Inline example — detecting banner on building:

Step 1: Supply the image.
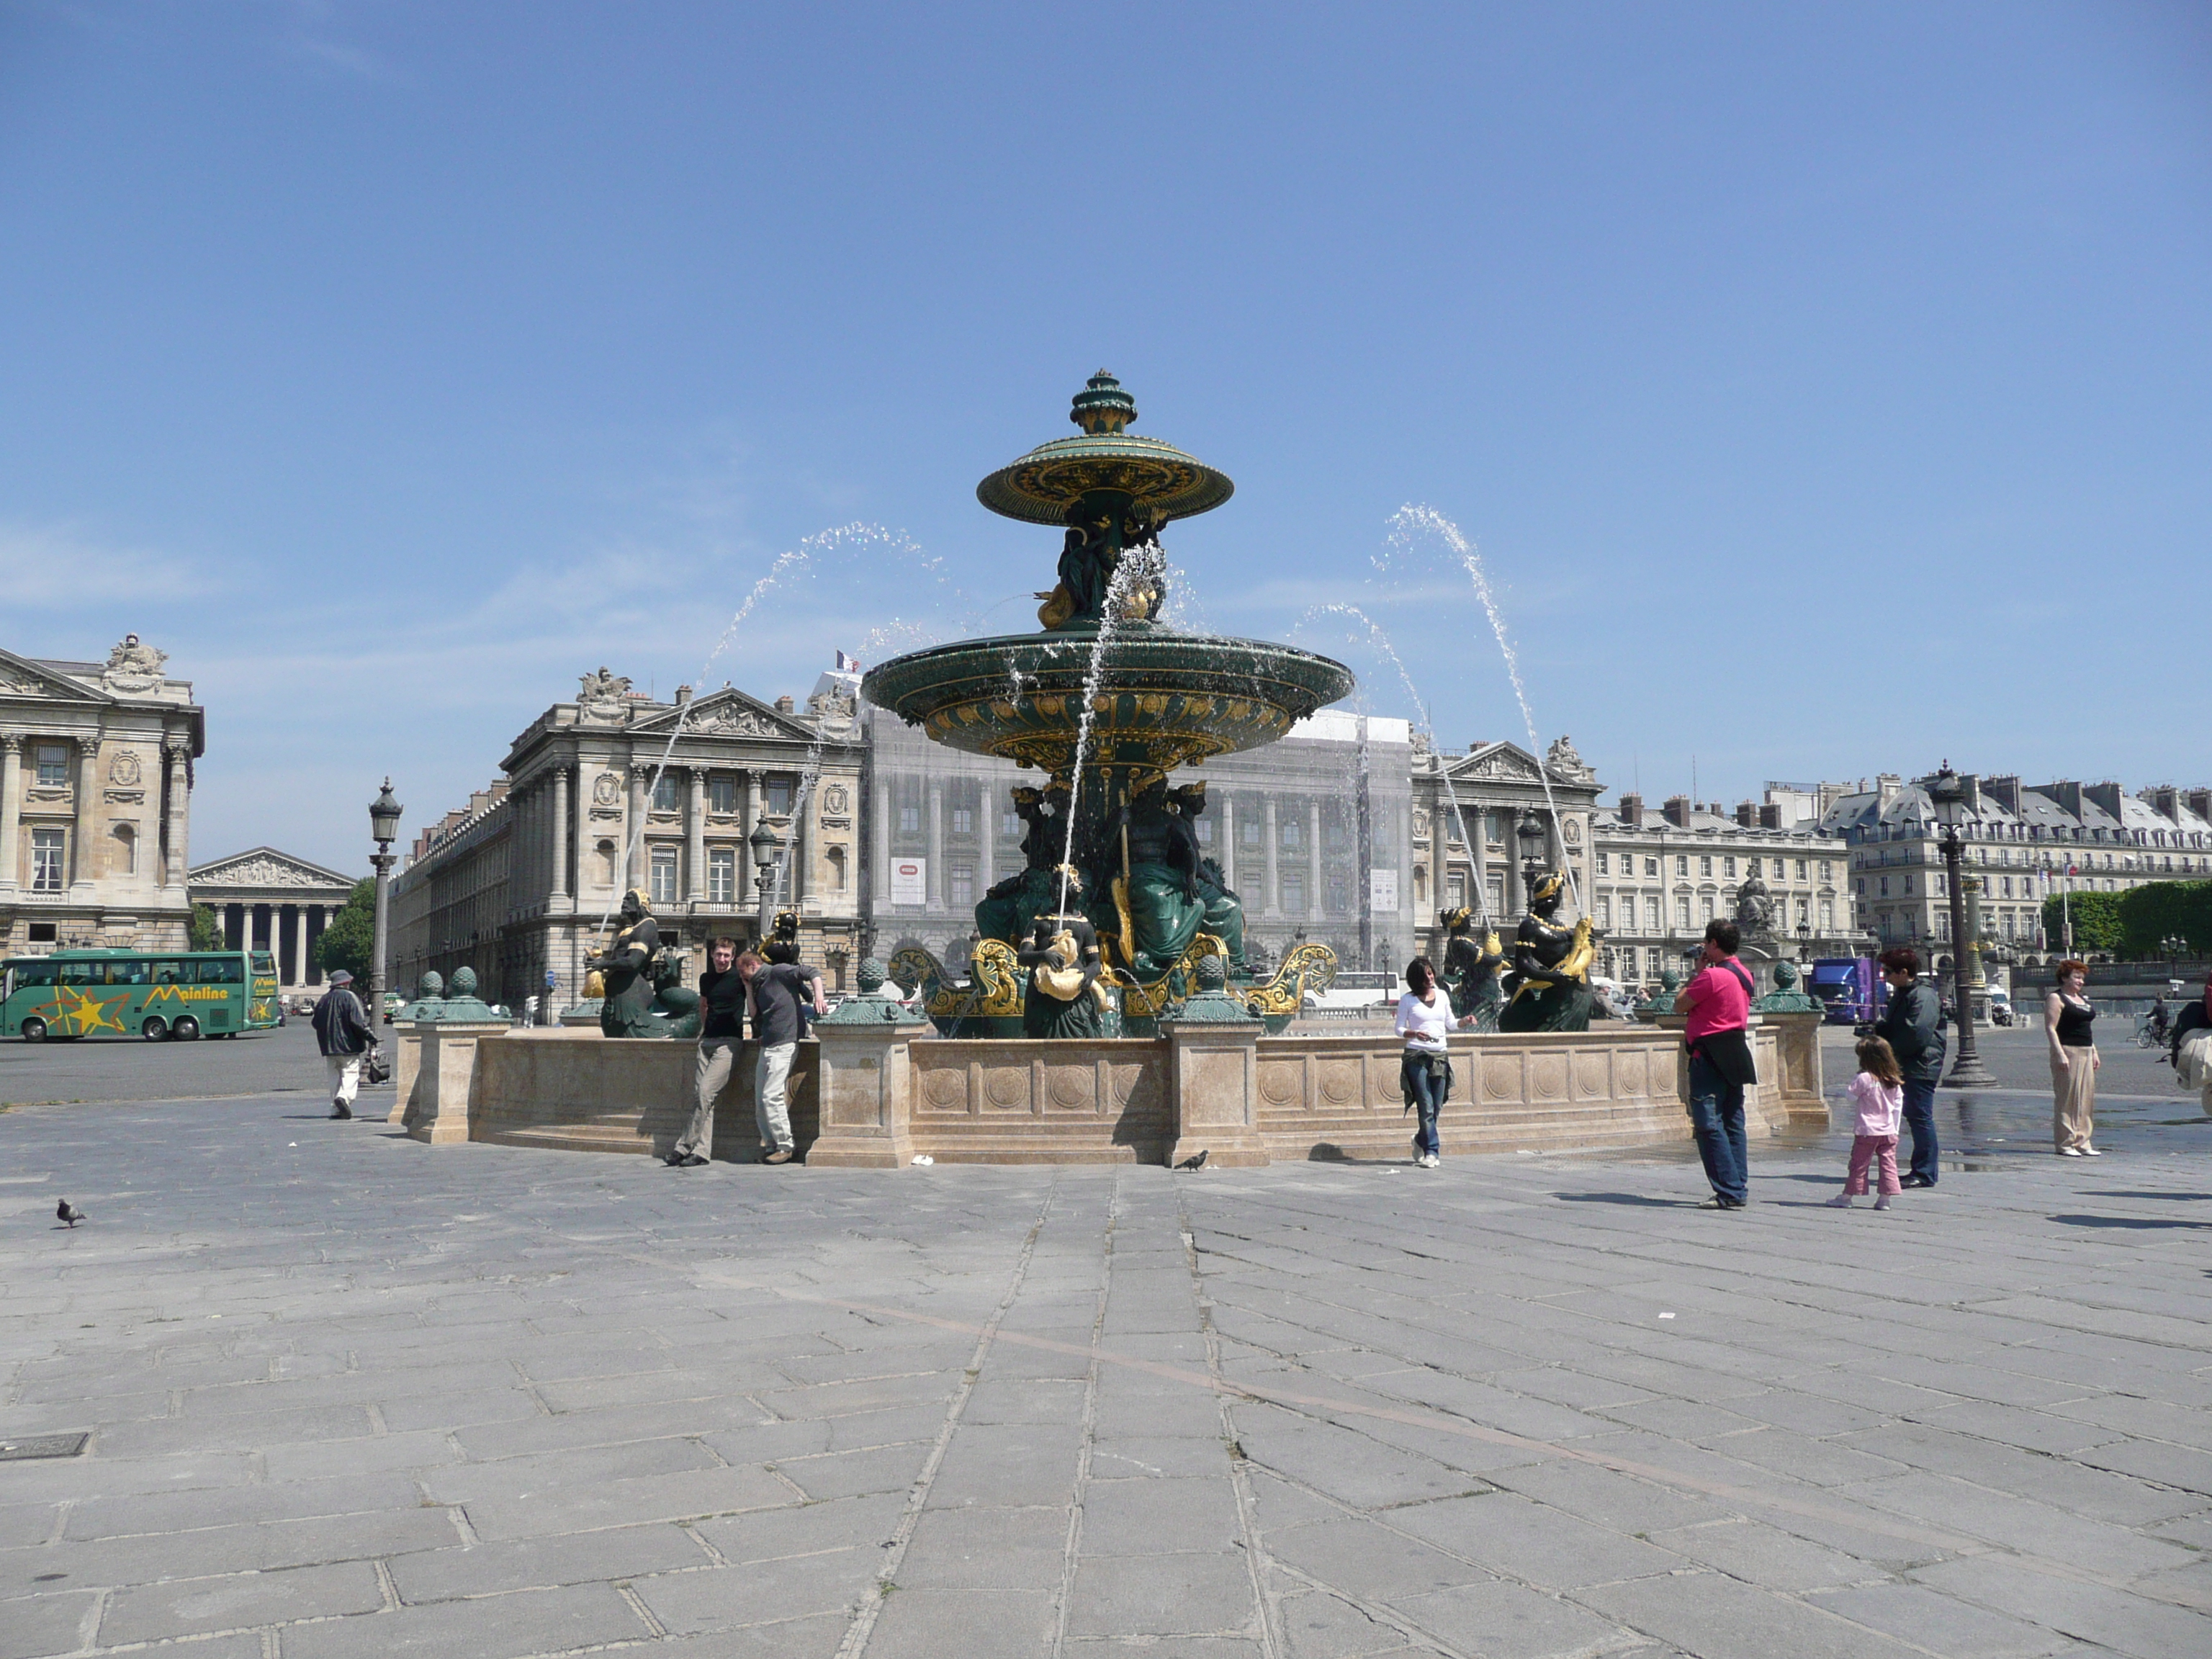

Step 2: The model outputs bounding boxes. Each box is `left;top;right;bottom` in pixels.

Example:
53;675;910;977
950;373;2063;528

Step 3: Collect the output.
891;858;927;906
1369;869;1398;913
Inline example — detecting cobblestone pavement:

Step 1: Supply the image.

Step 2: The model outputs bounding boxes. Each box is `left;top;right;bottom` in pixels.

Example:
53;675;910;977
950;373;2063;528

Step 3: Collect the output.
4;1028;2211;1658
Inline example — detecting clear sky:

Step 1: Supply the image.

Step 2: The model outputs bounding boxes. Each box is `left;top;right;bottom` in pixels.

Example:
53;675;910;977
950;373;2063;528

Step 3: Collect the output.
5;1;2206;877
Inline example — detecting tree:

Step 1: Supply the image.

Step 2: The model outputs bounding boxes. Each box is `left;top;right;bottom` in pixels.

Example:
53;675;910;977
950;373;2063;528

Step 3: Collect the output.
313;878;378;981
2116;880;2212;960
187;904;221;953
2042;890;2124;956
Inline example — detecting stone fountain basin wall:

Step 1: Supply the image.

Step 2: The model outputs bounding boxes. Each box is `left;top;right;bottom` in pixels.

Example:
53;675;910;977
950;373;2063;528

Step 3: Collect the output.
393;1017;1823;1166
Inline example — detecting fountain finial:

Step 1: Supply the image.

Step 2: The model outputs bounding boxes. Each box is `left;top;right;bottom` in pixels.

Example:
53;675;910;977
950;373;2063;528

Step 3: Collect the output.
1070;371;1137;436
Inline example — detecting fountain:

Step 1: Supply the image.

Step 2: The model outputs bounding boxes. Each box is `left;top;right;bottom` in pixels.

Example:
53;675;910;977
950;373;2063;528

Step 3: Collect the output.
866;372;1354;1033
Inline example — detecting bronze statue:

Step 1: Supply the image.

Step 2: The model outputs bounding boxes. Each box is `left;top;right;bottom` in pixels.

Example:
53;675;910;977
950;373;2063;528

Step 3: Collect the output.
1439;907;1505;1030
1169;782;1246;973
1105;777;1210;979
976;783;1070;945
1016;875;1110;1038
587;888;661;1038
1035;505;1168;629
1498;873;1596;1033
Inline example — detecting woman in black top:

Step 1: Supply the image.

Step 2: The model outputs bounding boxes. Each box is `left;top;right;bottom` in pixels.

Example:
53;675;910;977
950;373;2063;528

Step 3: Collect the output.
2045;959;2100;1156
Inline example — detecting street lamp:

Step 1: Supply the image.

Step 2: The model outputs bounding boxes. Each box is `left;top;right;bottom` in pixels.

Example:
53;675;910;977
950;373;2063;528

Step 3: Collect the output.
748;817;785;940
367;778;403;1016
1925;764;1996;1088
1514;806;1548;904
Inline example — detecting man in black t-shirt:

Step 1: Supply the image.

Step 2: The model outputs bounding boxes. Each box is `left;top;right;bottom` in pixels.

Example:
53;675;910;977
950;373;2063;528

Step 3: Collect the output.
669;938;746;1168
743;947;825;1164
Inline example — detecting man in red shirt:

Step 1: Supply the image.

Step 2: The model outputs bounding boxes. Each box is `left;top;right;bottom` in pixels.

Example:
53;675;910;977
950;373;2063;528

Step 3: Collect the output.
1674;919;1758;1209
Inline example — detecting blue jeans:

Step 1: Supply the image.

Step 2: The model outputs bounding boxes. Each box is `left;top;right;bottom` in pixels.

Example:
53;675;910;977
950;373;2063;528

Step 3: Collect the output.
1902;1077;1938;1184
1402;1051;1448;1157
1687;1053;1748;1205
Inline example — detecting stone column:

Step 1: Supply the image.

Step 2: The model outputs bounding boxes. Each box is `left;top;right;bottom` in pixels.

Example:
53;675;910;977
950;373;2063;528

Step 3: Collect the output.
927;783;944;910
1220;796;1236;889
306;906;325;985
1308;801;1322;920
685;767;706;904
71;734;100;892
626;765;647;892
574;762;595;900
873;781;891;912
1264;797;1280;916
976;791;994;895
745;770;763;852
550;767;570;904
0;736;19;891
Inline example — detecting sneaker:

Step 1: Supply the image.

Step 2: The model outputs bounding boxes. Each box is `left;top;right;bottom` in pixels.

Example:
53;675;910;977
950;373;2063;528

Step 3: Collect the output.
763;1148;794;1165
1873;1195;1894;1211
1697;1196;1740;1210
1420;1153;1440;1169
1899;1173;1934;1188
2080;1146;2103;1157
330;1103;352;1120
678;1154;710;1168
2057;1146;2082;1157
1824;1194;1853;1208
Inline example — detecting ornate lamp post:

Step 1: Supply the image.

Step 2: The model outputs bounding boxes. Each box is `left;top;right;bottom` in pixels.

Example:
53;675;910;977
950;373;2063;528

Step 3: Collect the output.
748;818;784;940
1514;806;1548;902
367;778;403;1016
1926;764;1996;1088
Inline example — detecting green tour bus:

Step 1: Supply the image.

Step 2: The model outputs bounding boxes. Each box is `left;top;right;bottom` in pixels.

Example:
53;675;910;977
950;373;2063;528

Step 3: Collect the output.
0;948;283;1042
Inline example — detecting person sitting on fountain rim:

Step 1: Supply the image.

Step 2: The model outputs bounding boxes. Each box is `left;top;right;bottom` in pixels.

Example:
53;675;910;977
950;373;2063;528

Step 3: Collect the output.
1676;918;1757;1210
1017;874;1110;1040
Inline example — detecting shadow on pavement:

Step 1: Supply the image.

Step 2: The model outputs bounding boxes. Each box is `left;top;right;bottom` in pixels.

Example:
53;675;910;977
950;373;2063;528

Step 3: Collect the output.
1552;1192;1683;1208
2049;1213;2212;1230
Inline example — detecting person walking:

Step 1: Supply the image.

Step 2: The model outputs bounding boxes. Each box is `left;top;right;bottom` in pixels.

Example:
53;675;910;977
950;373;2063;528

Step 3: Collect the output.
1827;1035;1905;1210
1396;956;1474;1168
310;969;377;1120
2170;970;2212;1115
668;937;745;1169
1874;946;1946;1187
742;945;824;1164
1675;919;1757;1210
2046;958;2101;1156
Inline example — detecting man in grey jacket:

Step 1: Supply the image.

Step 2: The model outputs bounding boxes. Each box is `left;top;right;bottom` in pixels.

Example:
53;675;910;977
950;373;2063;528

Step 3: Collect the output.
310;970;378;1120
1874;946;1946;1187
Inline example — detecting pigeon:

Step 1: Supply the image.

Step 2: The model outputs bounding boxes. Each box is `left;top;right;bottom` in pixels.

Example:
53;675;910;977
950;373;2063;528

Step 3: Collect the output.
1176;1149;1208;1172
56;1200;84;1228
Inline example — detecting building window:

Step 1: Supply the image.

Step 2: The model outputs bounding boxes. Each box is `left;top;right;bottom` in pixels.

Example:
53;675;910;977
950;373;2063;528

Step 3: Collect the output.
1195;817;1213;845
1700;855;1714;878
1795;859;1807;882
1676;897;1691;930
35;744;69;788
1244;821;1262;846
1596;896;1612;927
950;864;974;909
112;824;136;876
1676;856;1689;877
767;777;793;816
1821;860;1833;881
1723;856;1737;878
652;773;680;811
951;807;973;835
1645;858;1659;878
709;775;739;814
1328;878;1348;912
1002;811;1021;837
1282;819;1301;850
31;827;65;891
1596;852;1609;875
1879;876;1889;896
1447;873;1465;909
899;805;920;835
649;848;678;907
1820;900;1834;930
1700;896;1715;925
1282;872;1305;912
1645;896;1661;931
709;848;737;903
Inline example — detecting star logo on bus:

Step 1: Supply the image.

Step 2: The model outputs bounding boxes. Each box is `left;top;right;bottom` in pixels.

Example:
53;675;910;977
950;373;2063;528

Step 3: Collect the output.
53;985;130;1036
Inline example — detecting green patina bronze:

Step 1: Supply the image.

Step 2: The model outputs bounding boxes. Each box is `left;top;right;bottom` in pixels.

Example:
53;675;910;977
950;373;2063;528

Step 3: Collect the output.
1751;958;1825;1015
864;374;1354;1020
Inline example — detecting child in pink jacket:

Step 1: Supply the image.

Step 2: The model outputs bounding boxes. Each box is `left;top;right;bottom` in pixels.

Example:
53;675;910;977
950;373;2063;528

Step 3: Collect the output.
1828;1035;1905;1211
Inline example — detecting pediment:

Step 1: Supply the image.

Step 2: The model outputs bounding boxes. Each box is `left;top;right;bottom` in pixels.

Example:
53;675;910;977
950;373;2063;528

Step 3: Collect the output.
631;688;816;742
0;648;109;705
189;846;359;893
1449;741;1547;784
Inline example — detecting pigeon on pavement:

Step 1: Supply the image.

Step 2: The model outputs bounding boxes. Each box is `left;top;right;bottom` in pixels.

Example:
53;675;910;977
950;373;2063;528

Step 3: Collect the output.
1176;1149;1208;1172
56;1200;85;1228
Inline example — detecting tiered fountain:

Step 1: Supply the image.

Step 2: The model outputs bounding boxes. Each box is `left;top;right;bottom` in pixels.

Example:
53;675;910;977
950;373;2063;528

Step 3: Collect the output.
863;373;1354;1033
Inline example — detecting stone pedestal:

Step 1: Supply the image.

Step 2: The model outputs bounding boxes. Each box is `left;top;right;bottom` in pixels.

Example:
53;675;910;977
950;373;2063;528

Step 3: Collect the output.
1656;1014;1779;1137
405;1020;510;1144
805;1022;917;1168
1762;1011;1827;1125
1164;1020;1268;1168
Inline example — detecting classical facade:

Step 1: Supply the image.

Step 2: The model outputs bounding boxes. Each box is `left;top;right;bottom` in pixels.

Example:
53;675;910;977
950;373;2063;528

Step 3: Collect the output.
188;848;359;991
1824;773;2212;958
1588;788;1860;989
0;637;203;956
864;706;1416;978
1408;734;1605;961
390;667;866;1007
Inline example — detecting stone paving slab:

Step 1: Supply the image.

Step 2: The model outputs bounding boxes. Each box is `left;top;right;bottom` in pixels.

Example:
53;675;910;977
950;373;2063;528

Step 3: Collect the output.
2;1038;2211;1657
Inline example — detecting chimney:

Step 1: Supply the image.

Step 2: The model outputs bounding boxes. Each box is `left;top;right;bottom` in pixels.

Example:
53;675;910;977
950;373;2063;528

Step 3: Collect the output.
1876;774;1902;808
1759;804;1782;830
675;685;693;706
1663;795;1691;828
1961;773;1981;813
775;695;796;714
2084;781;2124;821
1984;775;2021;814
1735;801;1755;828
2038;781;2082;820
2188;788;2212;823
1619;793;1643;828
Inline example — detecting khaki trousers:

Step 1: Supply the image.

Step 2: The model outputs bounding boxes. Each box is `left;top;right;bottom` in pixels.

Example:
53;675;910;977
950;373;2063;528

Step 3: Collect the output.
2051;1045;2097;1150
325;1053;362;1108
756;1041;797;1154
681;1038;739;1159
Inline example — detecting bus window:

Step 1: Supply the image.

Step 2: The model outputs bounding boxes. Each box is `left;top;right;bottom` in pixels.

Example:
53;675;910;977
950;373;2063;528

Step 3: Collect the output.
151;961;182;984
8;961;57;987
58;961;94;986
119;962;149;984
195;958;243;984
251;953;276;976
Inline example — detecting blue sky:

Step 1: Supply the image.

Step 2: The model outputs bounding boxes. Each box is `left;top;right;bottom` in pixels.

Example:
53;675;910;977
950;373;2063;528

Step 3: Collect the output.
5;2;2206;876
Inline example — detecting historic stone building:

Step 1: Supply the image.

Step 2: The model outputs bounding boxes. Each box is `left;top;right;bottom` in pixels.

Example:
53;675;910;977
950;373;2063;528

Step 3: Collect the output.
1408;734;1606;963
0;636;203;956
1824;773;2212;958
864;705;1417;979
187;848;359;992
1588;788;1858;989
390;667;866;1007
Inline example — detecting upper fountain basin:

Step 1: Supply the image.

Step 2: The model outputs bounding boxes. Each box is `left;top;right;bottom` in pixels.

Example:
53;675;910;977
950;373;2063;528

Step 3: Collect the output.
976;433;1234;526
862;622;1355;778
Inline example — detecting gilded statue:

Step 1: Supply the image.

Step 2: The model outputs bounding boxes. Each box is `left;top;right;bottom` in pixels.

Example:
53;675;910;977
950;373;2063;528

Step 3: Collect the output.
1035;505;1168;629
1016;880;1110;1039
1498;873;1596;1033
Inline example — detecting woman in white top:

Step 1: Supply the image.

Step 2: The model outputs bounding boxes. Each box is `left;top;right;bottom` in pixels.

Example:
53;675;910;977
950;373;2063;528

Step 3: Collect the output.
1397;956;1475;1168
